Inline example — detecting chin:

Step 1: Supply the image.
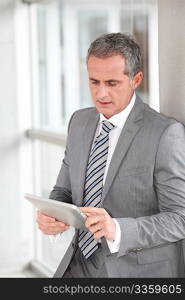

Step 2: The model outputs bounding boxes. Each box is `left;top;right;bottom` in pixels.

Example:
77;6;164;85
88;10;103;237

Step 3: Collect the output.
101;110;113;119
95;103;113;117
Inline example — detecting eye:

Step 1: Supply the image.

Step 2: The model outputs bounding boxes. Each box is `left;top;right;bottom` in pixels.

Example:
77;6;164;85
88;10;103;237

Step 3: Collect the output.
90;80;99;85
108;81;118;86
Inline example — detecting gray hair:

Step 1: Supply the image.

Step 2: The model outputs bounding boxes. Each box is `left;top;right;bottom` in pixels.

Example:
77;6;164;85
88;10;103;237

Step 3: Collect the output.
87;32;142;78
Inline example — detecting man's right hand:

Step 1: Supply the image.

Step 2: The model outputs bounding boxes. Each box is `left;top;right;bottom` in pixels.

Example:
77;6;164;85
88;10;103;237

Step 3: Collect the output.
36;211;70;235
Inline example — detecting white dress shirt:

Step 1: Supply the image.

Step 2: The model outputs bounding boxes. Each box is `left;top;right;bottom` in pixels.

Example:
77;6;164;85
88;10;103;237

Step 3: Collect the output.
51;93;136;253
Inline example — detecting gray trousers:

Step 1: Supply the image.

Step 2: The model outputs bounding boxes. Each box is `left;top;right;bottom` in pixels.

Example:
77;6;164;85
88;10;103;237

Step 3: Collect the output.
63;244;108;278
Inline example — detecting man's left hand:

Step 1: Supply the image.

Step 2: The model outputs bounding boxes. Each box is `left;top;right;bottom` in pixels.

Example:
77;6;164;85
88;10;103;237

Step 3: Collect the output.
80;207;116;241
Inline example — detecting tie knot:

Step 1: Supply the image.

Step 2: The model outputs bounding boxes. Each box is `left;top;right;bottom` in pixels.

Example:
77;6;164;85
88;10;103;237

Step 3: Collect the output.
101;120;115;135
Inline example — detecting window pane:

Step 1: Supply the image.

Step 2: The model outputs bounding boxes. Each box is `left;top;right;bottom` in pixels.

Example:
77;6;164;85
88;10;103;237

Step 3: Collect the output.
37;6;48;126
78;11;108;108
120;3;149;102
40;227;74;273
133;15;149;100
39;142;65;198
35;0;155;128
37;1;64;131
34;140;74;272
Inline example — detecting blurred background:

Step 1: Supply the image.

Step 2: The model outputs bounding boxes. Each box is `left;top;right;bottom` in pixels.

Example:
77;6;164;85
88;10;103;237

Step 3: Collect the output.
0;0;185;277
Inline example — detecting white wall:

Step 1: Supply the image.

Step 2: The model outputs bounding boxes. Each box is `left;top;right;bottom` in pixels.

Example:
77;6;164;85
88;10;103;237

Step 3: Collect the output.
158;0;185;263
0;0;33;273
158;0;185;124
0;0;21;273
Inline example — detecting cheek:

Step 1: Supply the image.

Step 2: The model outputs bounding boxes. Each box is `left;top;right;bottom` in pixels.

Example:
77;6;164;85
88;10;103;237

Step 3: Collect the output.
111;91;123;104
116;88;130;102
89;86;97;97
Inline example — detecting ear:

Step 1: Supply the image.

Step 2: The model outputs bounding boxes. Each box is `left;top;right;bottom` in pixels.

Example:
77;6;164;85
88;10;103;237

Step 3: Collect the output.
131;72;143;89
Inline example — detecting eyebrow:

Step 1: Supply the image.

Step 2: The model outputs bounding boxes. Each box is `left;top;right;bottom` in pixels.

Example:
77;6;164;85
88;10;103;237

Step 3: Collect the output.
89;77;98;81
89;77;119;83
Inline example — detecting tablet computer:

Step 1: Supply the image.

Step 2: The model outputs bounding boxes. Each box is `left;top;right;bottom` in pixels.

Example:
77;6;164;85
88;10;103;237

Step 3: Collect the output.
25;193;87;230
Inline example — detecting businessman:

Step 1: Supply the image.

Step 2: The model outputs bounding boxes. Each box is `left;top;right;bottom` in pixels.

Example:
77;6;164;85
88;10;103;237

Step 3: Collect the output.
37;32;185;277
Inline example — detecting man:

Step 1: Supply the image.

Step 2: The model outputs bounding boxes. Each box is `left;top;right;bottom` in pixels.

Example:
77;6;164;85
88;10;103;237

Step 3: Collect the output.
37;33;185;277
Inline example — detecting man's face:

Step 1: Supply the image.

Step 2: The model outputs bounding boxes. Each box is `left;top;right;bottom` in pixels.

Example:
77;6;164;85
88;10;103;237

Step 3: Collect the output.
87;55;143;118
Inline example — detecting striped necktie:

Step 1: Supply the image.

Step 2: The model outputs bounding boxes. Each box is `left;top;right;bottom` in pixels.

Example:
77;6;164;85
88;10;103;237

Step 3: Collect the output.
78;120;115;259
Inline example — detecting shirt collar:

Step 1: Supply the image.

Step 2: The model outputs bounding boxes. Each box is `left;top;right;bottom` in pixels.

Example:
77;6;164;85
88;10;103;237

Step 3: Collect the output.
99;93;136;129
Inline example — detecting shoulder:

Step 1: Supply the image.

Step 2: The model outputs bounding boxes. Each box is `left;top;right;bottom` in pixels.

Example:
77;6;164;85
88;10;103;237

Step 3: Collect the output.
72;107;97;119
141;99;184;134
67;107;98;132
140;103;185;158
143;101;173;125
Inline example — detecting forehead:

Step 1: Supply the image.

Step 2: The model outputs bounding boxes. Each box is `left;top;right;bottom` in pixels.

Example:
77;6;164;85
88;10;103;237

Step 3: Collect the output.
87;55;126;78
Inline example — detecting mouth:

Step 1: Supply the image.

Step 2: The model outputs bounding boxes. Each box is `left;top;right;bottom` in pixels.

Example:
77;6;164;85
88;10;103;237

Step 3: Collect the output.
98;100;112;106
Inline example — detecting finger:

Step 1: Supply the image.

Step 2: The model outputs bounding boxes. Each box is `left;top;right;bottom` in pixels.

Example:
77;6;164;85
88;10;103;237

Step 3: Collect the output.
55;221;70;229
85;215;102;228
39;226;61;235
38;220;69;231
81;207;106;215
54;223;70;232
49;221;70;230
37;211;56;223
38;223;70;234
79;208;96;217
93;229;104;240
37;216;56;225
38;221;55;228
88;222;102;234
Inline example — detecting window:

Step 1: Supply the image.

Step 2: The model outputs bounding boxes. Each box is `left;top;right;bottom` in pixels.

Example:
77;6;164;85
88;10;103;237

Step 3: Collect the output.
25;0;159;275
33;0;159;131
78;11;108;108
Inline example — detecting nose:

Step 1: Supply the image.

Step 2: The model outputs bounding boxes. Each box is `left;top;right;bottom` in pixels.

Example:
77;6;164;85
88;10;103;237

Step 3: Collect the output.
96;84;108;99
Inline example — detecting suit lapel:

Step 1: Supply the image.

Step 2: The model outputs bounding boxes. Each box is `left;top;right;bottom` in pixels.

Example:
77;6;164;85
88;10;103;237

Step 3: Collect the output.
77;109;99;205
101;97;145;201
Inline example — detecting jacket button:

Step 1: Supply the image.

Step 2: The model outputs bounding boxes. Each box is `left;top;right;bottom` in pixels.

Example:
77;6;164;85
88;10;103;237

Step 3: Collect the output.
128;248;143;253
136;248;143;252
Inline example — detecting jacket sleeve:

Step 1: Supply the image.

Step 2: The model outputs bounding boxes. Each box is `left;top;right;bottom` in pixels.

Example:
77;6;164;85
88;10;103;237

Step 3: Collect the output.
117;122;185;257
49;112;76;203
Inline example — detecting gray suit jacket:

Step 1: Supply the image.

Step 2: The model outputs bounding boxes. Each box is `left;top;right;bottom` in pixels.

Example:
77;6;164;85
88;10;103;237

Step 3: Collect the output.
50;96;185;277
